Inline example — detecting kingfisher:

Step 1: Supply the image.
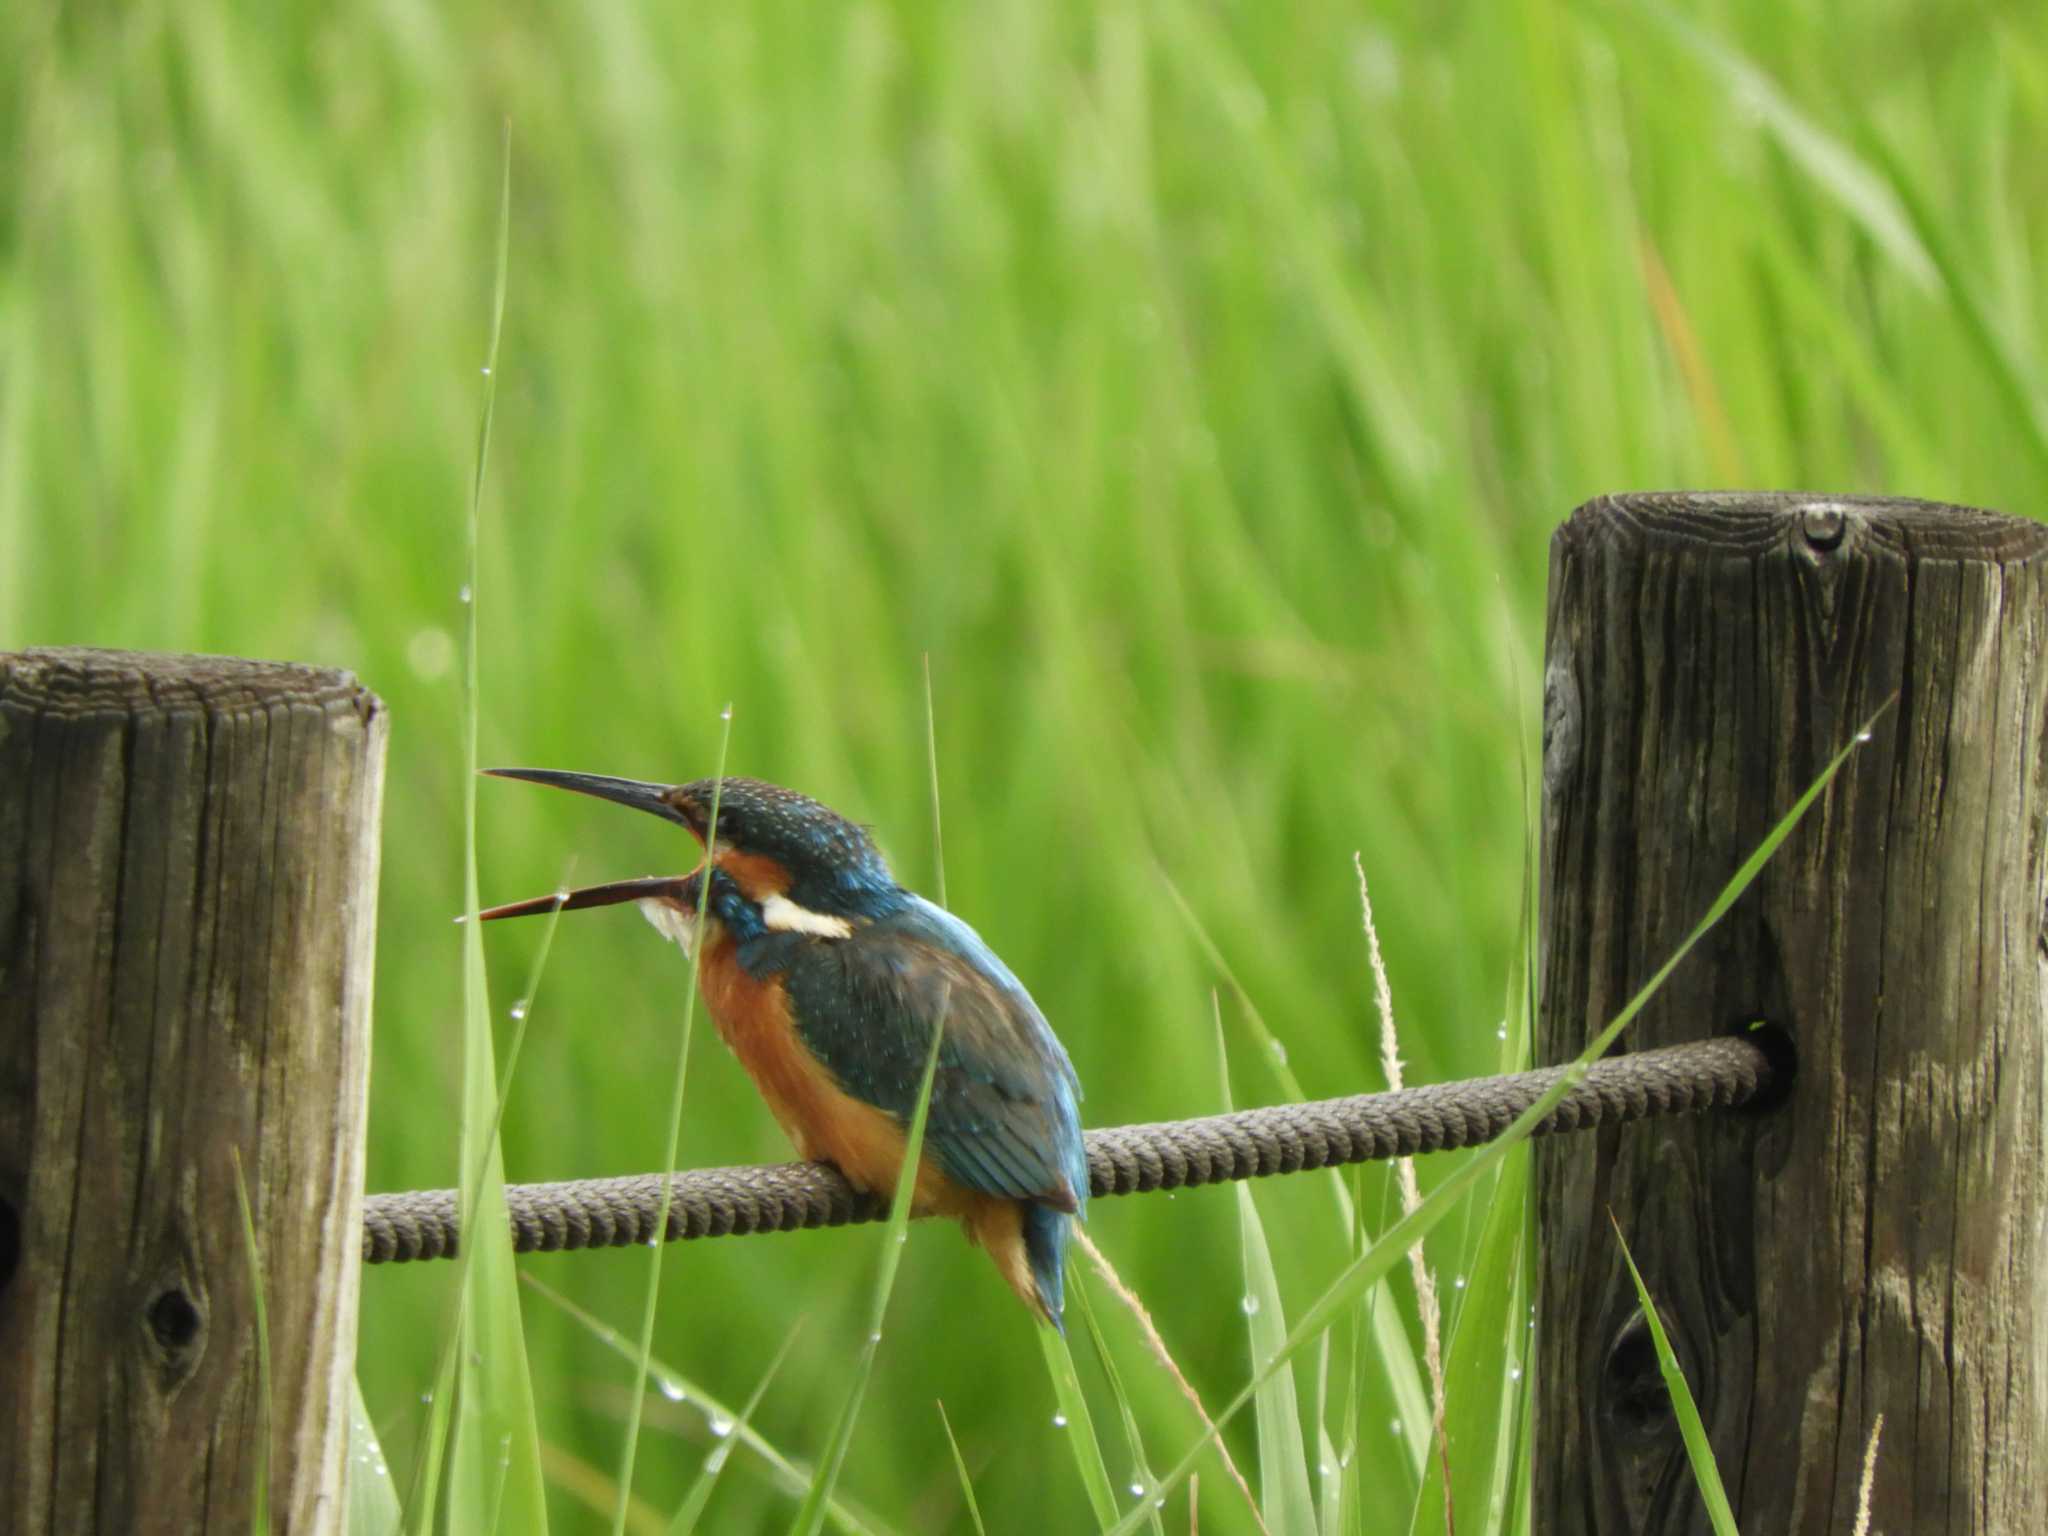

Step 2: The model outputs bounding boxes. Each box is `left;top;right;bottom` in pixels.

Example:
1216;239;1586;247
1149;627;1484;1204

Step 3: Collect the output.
477;769;1088;1327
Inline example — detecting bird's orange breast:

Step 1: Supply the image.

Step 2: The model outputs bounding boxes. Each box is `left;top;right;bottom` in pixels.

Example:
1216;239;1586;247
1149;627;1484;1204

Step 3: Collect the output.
695;928;972;1218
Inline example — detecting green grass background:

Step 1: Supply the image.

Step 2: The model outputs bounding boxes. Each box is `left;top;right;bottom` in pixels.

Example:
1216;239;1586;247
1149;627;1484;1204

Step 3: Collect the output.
5;0;2043;1529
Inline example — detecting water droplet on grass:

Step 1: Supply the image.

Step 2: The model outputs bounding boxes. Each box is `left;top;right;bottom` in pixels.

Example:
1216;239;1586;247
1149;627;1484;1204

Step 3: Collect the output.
1052;1412;1068;1429
1240;1294;1261;1316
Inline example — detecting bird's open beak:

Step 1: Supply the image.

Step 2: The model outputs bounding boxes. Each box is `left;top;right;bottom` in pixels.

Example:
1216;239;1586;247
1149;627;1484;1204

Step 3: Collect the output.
475;767;704;923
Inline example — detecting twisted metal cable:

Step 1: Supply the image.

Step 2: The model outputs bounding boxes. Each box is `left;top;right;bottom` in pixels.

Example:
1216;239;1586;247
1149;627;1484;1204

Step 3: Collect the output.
362;1036;1774;1263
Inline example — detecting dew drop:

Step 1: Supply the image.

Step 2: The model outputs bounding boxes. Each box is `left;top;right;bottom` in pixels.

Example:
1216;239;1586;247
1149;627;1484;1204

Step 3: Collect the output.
1052;1412;1069;1429
1389;1419;1402;1436
868;1329;883;1344
1496;1025;1509;1042
658;1376;686;1402
509;998;528;1021
457;584;473;605
480;365;492;376
1509;1365;1523;1382
1129;1481;1146;1498
420;1390;434;1405
720;704;734;722
1269;1039;1289;1066
1453;1275;1467;1290
1856;730;1874;743
1240;1294;1261;1317
708;1413;734;1438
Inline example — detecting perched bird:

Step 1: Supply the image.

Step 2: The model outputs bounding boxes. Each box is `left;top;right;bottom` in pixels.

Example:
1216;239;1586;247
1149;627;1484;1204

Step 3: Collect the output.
478;770;1088;1326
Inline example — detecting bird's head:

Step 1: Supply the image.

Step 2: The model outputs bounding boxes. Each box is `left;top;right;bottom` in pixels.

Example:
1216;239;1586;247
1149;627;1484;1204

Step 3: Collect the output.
474;769;900;936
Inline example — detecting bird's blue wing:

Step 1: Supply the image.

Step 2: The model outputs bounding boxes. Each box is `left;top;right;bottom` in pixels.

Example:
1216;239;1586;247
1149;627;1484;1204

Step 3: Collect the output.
774;897;1087;1211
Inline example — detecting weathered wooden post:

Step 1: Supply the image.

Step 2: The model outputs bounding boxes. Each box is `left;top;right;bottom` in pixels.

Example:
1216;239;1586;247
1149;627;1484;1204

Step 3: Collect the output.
0;649;386;1534
1534;494;2048;1531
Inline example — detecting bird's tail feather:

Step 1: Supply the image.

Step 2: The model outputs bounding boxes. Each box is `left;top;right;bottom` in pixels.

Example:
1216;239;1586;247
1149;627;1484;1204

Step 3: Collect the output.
1023;1203;1073;1331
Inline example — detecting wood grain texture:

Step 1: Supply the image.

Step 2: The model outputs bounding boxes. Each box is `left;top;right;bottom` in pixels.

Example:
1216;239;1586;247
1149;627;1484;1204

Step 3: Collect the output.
0;648;386;1536
1534;494;2048;1533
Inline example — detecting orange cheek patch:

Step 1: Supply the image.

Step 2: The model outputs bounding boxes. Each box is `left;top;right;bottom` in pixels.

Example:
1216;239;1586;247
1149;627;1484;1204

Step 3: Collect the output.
713;848;790;901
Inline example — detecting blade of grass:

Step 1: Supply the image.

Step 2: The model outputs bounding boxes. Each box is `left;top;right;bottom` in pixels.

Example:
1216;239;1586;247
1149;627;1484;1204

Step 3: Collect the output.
347;1378;403;1536
1042;1320;1120;1529
520;1274;891;1536
229;1147;273;1536
1159;873;1429;1473
1313;1341;1342;1534
788;993;949;1536
403;113;524;1533
1213;996;1315;1536
935;1401;989;1536
1356;858;1449;1521
403;887;568;1524
1104;708;1885;1535
613;731;732;1535
1237;1194;1314;1536
1071;1277;1166;1536
667;1322;803;1536
1608;1214;1738;1535
1072;1230;1267;1532
440;117;549;1536
922;652;946;909
1405;1151;1528;1536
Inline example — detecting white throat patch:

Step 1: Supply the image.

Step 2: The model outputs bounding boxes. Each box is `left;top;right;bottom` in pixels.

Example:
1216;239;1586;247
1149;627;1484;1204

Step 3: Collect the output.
637;899;702;956
759;893;854;940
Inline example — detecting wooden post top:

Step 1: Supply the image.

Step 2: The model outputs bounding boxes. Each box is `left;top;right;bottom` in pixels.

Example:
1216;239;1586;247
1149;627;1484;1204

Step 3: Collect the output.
1;646;380;716
1555;490;2048;559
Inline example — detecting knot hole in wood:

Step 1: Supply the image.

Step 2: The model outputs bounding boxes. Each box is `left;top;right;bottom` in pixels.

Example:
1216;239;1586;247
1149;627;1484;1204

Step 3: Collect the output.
142;1273;207;1383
